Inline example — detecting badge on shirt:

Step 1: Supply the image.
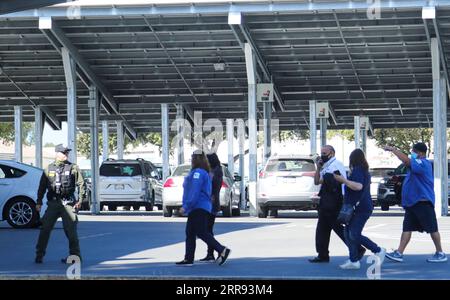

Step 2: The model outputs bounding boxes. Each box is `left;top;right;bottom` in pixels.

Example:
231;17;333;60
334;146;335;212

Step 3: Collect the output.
193;172;200;179
48;171;55;177
65;171;70;176
415;159;422;164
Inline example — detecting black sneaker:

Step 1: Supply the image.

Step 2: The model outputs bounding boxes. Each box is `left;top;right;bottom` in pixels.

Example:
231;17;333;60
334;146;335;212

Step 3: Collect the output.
35;256;43;264
308;256;330;263
176;259;193;266
199;255;215;263
217;248;231;266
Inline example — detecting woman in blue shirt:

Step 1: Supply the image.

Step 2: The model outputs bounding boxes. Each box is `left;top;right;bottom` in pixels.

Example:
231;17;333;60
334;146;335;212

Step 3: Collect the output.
334;149;386;270
176;150;231;266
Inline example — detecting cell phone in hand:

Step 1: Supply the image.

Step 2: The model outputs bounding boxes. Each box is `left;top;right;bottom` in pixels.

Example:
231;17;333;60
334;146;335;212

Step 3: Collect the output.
333;170;341;176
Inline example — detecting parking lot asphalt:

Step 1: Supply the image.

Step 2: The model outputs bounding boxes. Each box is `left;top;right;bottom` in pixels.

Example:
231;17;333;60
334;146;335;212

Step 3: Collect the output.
1;208;450;280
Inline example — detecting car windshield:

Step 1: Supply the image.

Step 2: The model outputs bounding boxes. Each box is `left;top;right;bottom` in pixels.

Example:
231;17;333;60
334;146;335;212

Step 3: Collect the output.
172;165;191;177
100;163;142;177
265;159;315;172
370;168;394;178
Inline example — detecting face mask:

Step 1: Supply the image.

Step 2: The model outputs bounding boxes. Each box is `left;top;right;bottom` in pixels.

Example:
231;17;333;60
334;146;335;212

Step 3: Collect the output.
321;154;331;163
409;152;418;160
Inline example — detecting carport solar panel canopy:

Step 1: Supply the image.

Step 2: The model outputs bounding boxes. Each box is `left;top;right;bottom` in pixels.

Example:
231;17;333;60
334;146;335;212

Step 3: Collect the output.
1;0;450;134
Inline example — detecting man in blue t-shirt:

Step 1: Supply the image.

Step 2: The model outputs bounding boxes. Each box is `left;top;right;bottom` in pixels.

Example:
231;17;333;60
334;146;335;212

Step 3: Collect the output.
383;143;447;263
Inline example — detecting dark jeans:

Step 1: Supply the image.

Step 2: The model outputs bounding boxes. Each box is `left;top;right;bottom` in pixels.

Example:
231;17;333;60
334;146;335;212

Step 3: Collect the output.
185;209;225;262
345;212;381;262
207;213;216;257
315;209;365;259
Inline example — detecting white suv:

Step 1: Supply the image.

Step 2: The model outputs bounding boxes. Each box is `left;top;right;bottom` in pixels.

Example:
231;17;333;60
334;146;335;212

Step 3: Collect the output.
99;159;160;211
0;160;46;228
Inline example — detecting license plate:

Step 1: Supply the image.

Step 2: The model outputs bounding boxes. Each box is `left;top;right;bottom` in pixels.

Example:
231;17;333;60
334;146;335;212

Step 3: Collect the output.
115;184;125;190
281;177;296;184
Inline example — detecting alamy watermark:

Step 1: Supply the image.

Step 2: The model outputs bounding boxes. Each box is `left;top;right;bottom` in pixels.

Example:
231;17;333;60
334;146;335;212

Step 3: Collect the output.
66;255;81;280
366;255;382;279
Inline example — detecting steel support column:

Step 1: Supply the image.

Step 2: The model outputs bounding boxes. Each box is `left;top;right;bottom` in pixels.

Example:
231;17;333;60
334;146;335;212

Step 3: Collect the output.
161;104;170;181
34;106;44;168
14;106;22;163
320;118;327;148
62;47;77;164
354;116;361;149
116;120;124;160
238;119;246;210
89;86;100;215
263;101;272;164
227;119;234;175
102;120;109;161
309;101;317;155
431;37;449;217
245;43;258;216
176;104;185;165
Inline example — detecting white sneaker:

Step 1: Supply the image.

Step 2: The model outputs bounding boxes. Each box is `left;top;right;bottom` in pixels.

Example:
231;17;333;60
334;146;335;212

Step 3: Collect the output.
375;247;386;265
339;260;361;270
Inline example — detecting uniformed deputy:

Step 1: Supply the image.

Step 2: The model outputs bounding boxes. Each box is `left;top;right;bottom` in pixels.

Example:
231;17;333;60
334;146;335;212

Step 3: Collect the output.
35;144;86;264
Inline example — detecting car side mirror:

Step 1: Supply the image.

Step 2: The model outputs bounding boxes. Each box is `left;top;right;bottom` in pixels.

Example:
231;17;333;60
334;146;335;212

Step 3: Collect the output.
234;175;242;182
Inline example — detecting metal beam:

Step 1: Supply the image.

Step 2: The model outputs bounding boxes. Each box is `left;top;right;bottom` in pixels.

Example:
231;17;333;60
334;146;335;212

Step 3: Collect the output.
431;37;449;217
14;106;22;163
176;104;185;165
4;1;447;18
62;46;77;164
116;120;124;160
0;0;66;15
309;101;317;155
40;18;137;140
431;15;450;102
333;12;367;101
34;106;44;168
0;64;62;130
238;24;285;112
144;17;197;123
226;119;234;175
161;104;170;181
102;120;109;161
89;85;100;215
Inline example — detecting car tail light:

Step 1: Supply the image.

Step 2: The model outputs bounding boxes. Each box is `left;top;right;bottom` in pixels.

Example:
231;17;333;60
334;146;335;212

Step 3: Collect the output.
301;172;316;177
259;171;273;179
163;178;177;188
221;181;229;188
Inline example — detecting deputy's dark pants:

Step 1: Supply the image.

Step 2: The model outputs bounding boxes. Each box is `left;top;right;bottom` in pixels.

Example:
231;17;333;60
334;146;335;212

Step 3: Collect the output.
315;209;365;259
36;201;81;259
206;213;217;257
185;209;225;262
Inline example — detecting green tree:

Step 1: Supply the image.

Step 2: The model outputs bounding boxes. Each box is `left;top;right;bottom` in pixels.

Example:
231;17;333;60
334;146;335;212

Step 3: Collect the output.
278;130;310;141
373;128;433;154
327;129;354;141
0;122;34;146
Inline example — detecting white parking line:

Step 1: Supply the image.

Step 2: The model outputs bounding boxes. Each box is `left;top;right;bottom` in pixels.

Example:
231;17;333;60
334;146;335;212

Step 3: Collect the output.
79;233;113;240
364;224;387;231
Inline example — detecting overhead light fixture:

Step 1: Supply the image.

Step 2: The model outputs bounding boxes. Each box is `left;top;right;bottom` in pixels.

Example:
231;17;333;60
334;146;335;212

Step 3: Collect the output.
422;6;436;19
214;63;225;71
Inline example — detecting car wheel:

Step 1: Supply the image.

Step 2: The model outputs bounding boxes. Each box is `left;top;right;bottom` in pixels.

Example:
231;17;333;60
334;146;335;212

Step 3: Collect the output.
81;201;90;211
108;205;117;211
163;205;172;217
133;205;141;211
232;207;241;217
123;206;131;211
100;203;105;211
145;191;155;211
381;203;389;211
5;198;38;229
257;205;268;218
268;209;278;218
222;196;233;217
156;205;163;210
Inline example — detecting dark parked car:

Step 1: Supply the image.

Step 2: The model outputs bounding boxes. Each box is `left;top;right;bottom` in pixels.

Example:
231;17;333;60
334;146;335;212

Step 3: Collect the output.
378;161;450;211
